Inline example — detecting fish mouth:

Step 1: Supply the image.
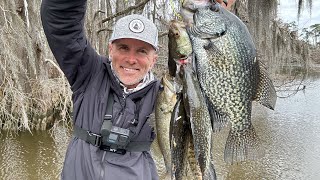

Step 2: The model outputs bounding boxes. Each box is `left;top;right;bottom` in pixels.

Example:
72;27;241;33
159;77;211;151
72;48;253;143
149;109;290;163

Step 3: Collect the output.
179;54;188;60
175;55;191;65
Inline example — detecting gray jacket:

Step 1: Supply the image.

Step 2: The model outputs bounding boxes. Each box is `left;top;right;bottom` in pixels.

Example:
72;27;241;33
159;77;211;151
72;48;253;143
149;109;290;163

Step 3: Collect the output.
41;0;161;179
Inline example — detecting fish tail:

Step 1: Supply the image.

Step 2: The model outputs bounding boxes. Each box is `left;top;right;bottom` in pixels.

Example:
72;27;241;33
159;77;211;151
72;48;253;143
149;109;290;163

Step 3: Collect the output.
202;162;217;180
224;125;261;164
200;135;217;180
164;172;171;180
210;108;228;133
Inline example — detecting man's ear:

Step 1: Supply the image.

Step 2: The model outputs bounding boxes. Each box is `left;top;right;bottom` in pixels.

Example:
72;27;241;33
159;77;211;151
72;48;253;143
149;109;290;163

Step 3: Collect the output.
149;54;158;70
108;43;113;58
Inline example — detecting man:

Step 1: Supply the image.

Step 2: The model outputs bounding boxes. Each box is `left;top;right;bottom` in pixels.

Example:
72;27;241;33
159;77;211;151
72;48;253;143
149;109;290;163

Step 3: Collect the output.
41;0;160;179
41;0;234;179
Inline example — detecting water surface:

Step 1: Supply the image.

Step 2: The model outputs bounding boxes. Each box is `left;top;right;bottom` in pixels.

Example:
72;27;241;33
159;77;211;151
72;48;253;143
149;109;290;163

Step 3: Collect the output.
1;76;320;180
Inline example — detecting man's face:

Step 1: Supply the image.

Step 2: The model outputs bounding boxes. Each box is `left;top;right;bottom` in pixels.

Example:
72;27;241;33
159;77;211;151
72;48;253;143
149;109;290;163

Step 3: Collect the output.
109;38;158;89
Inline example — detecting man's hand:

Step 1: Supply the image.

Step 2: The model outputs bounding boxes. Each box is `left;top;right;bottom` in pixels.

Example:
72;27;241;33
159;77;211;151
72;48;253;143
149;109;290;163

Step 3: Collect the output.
216;0;236;10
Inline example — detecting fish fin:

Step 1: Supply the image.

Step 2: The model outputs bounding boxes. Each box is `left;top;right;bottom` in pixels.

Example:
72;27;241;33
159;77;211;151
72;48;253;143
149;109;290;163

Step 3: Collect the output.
205;41;224;57
169;94;183;143
204;95;228;132
202;135;217;180
224;125;262;164
252;59;277;110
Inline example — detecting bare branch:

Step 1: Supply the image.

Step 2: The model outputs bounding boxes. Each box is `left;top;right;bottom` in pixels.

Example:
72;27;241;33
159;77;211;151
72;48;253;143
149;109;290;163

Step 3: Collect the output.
97;27;113;34
158;31;168;37
94;10;106;21
44;58;64;77
101;0;151;24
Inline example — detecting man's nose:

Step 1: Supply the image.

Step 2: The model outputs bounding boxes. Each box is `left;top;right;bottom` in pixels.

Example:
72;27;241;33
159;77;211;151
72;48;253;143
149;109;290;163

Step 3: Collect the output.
126;52;138;64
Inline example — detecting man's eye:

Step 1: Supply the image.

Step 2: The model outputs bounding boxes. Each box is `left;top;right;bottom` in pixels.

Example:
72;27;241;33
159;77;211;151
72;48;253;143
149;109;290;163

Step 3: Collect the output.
138;49;147;54
118;46;129;50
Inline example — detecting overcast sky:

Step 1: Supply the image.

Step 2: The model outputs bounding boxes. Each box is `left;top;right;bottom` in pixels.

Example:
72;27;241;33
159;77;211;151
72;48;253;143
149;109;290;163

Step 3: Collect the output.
278;0;320;30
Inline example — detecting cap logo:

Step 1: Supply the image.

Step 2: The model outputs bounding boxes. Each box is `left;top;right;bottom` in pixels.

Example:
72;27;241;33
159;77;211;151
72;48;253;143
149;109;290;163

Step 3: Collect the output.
129;19;144;33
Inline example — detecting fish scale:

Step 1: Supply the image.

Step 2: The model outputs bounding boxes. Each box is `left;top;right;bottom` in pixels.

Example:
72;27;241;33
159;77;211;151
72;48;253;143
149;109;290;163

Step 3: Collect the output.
186;5;276;164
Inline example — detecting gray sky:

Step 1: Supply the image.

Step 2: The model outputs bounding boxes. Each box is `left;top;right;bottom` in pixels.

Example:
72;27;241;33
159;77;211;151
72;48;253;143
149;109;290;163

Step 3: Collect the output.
278;0;320;30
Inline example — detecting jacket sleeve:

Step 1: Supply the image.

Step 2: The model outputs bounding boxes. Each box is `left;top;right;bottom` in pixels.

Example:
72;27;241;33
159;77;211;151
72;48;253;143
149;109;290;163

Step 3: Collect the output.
41;0;100;91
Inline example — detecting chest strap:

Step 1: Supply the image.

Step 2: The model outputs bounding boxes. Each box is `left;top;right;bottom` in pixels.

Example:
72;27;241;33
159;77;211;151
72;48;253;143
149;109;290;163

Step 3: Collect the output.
73;93;151;153
73;125;152;152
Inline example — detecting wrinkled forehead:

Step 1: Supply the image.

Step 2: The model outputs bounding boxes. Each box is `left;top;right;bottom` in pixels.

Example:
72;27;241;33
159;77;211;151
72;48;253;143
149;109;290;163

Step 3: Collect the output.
111;38;157;52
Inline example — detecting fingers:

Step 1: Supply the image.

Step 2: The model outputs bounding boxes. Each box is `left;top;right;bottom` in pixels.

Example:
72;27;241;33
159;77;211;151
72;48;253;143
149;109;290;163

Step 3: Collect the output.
216;0;236;10
226;0;236;9
215;0;226;7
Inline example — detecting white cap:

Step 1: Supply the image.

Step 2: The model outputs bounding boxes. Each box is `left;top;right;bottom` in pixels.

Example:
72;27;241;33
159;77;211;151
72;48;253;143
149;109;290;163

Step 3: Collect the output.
109;14;158;50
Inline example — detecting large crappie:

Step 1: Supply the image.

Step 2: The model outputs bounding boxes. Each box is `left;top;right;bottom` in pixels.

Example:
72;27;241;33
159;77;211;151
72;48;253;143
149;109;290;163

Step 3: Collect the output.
187;5;277;164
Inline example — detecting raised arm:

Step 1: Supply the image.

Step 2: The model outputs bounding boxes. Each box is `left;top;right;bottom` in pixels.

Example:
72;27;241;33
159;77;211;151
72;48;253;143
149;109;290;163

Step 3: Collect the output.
41;0;100;90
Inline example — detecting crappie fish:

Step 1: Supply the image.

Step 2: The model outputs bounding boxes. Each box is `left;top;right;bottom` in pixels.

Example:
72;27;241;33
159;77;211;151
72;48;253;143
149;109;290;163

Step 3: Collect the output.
155;73;177;179
186;5;277;164
181;64;216;180
168;20;193;77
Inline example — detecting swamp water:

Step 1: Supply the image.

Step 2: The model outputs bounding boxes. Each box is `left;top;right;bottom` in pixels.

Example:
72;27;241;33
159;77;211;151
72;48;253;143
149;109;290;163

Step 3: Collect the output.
1;76;320;180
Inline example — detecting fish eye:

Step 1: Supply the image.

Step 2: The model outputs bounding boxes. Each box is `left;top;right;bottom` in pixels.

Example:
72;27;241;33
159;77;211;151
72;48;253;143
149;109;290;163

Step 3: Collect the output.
219;30;226;36
210;4;220;12
180;55;187;59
